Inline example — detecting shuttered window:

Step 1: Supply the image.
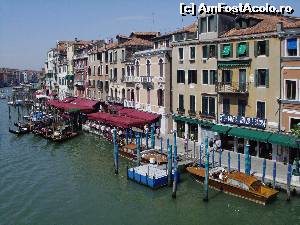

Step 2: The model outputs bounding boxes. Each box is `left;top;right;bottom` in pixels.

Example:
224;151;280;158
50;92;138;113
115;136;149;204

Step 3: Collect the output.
254;69;269;87
177;70;185;83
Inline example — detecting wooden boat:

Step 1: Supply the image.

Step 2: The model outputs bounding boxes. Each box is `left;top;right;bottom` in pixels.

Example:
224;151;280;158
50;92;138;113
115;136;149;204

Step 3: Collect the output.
186;166;279;205
9;127;29;135
142;150;168;164
119;143;139;161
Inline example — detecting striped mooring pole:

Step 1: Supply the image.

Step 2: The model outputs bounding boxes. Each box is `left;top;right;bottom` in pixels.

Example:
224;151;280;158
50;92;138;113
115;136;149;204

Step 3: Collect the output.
227;151;231;172
113;128;119;175
199;144;203;167
273;161;277;188
145;128;149;149
237;153;241;172
129;128;133;144
219;147;222;167
136;133;141;166
245;142;250;175
287;164;292;201
262;158;267;183
172;155;178;199
167;144;173;187
125;128;128;145
160;137;163;154
151;124;155;149
203;137;209;202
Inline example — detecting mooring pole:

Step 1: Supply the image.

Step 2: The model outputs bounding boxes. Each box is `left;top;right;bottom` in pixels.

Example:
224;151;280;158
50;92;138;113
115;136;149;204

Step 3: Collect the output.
245;142;250;175
173;131;177;162
199;144;203;167
130;128;133;144
228;151;231;172
166;137;170;153
212;144;215;168
262;158;266;183
219;147;222;167
136;133;141;166
145;128;149;149
287;163;292;201
203;137;209;202
172;156;178;199
167;144;173;186
151;124;155;149
160;137;163;155
238;153;241;172
125;128;128;145
113;128;119;175
273;161;277;188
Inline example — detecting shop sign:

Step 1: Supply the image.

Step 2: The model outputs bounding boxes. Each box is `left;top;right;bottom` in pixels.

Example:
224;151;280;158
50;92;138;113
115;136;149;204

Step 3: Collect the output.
220;114;267;129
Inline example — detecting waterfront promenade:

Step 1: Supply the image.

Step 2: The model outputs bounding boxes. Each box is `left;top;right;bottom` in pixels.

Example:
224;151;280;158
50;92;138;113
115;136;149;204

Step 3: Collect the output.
149;133;300;191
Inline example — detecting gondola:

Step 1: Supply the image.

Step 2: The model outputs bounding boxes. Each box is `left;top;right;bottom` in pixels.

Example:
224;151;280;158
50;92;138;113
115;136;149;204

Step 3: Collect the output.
9;127;29;135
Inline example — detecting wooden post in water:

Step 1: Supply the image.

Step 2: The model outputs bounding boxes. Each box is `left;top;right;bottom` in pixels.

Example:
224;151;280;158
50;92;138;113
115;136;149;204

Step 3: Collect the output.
287;164;292;201
173;131;177;162
193;141;196;159
219;147;222;167
199;144;203;167
203;137;209;202
238;153;241;172
262;158;266;183
172;155;178;199
245;142;250;175
136;133;141;166
160;137;163;154
167;144;173;187
166;138;170;153
212;145;215;168
273;161;277;188
145;128;149;149
125;128;128;145
113;128;119;175
151;124;155;149
228;151;231;172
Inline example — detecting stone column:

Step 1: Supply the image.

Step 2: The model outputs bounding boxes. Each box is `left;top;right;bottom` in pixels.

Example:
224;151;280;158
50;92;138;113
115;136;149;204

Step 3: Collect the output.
184;123;188;139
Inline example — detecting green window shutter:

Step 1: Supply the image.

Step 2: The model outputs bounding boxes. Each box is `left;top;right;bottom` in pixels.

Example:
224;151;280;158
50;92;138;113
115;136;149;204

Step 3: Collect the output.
220;44;224;58
265;40;269;57
206;45;209;58
215;44;218;59
229;70;233;83
254;41;258;57
230;43;233;57
254;69;258;87
265;69;269;88
236;43;239;58
246;42;249;57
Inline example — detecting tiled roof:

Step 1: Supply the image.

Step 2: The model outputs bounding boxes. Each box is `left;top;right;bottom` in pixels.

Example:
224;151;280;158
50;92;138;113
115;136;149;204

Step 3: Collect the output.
153;22;197;40
130;32;160;36
221;14;300;37
118;38;153;47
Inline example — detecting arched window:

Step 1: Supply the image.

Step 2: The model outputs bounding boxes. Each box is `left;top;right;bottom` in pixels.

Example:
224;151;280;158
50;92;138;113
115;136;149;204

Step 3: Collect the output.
93;66;96;76
115;88;118;99
97;80;100;87
157;89;164;106
159;59;163;77
88;66;91;76
110;88;113;98
93;80;95;87
127;89;131;100
131;66;135;76
88;80;91;86
136;61;140;76
136;87;140;102
127;66;130;76
146;60;151;76
131;90;135;101
122;88;125;99
97;66;100;75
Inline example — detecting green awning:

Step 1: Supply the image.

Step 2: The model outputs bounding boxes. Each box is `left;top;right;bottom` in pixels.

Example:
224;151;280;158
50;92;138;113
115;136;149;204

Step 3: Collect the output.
238;44;247;55
222;45;231;56
211;124;231;134
218;59;251;68
228;127;272;142
66;108;80;113
173;115;213;127
268;133;299;148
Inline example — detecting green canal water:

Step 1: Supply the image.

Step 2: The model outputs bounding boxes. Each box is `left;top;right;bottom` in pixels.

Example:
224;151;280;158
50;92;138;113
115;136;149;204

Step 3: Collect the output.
0;93;300;224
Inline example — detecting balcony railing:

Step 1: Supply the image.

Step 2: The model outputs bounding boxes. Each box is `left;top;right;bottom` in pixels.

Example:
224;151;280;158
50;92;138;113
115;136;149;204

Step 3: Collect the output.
199;111;216;119
74;80;84;86
188;110;197;117
140;76;153;83
177;108;185;115
215;82;249;94
124;100;135;108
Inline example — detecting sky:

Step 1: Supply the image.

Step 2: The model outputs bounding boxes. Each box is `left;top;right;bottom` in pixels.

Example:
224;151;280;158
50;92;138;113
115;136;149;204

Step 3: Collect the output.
0;0;300;70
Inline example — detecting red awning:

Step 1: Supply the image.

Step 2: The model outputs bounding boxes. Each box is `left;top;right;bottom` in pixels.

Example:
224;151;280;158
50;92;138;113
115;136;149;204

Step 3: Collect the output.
47;98;98;113
70;98;99;108
62;97;76;103
107;104;124;112
87;112;146;128
119;108;161;124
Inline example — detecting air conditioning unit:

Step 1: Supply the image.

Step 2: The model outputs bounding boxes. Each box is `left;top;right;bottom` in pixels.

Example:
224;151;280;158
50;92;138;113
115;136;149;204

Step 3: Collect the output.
202;59;207;63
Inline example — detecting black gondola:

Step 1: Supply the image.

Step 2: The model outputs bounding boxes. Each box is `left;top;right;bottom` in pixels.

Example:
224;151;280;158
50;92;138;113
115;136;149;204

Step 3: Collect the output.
9;128;29;135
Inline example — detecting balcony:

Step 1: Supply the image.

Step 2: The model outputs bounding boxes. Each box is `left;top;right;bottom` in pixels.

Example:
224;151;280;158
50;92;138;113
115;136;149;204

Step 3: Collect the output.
74;65;85;71
215;82;249;94
140;76;153;83
74;80;84;86
188;110;197;117
199;111;216;119
177;108;185;115
157;76;165;83
124;100;135;108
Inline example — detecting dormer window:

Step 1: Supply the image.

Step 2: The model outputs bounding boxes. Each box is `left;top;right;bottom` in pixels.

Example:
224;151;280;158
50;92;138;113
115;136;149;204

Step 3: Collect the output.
199;15;217;33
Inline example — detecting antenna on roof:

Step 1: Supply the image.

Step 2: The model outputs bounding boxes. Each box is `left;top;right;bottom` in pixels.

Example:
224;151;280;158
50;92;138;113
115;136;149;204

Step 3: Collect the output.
152;12;155;31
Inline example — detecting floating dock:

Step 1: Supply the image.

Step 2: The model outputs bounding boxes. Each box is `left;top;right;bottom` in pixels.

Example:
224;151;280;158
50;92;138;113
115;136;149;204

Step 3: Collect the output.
127;164;179;189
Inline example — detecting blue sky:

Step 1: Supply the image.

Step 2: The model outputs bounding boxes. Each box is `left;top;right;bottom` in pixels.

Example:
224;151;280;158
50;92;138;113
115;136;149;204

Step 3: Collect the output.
0;0;300;70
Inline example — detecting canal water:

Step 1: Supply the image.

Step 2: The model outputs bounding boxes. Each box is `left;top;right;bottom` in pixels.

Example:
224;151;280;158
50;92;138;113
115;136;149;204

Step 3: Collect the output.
0;91;300;224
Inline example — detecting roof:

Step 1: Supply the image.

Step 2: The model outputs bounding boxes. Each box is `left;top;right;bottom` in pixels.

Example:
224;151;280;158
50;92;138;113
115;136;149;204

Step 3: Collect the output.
130;32;160;36
118;38;153;48
153;22;197;40
221;14;300;37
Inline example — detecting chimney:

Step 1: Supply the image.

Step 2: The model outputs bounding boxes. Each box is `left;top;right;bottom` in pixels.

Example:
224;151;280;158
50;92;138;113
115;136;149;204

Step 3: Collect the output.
75;37;78;42
276;22;283;32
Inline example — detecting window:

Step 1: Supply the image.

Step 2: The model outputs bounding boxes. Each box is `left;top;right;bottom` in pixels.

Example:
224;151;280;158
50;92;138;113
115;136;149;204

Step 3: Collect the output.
105;65;108;74
200;17;207;33
100;65;103;75
221;44;232;58
255;40;269;56
190;46;195;60
223;98;230;115
190;95;195;112
287;38;298;56
131;66;134;76
238;100;246;116
286;80;297;100
136;61;140;76
209;70;216;85
202;45;208;58
178;48;184;61
222;70;232;84
237;42;248;57
202;70;208;84
114;51;117;62
127;66;130;76
122;68;125;79
93;66;96;76
121;50;125;61
177;121;185;138
202;96;215;116
154;42;158;49
188;70;197;84
255;69;269;87
157;89;164;106
209;45;216;58
208;16;216;32
59;78;61;85
109;52;112;62
88;66;91;76
177;70;185;83
290;118;300;130
159;59;163;77
114;68;117;80
179;94;184;109
166;40;170;48
147;90;150;104
97;66;100;75
257;101;265;119
146;60;151;76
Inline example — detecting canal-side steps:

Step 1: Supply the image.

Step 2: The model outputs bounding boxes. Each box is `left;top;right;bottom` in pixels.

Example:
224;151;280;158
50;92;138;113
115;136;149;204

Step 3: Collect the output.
127;164;180;189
